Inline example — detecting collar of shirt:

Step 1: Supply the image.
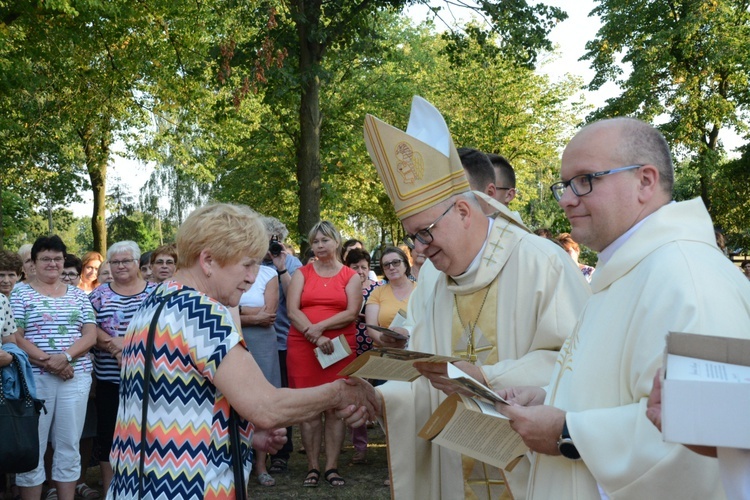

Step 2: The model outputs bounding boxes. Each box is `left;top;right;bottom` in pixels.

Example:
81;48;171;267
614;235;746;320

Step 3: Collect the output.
452;217;494;285
598;201;674;266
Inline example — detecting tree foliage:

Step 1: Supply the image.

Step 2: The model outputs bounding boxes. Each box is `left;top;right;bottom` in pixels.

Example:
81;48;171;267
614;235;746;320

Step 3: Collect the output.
583;0;750;216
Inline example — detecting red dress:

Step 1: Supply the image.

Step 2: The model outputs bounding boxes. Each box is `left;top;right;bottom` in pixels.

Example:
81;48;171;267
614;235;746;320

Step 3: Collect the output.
287;264;358;388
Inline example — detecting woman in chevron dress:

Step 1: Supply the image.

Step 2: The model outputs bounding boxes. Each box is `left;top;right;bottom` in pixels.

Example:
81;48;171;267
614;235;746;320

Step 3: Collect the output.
107;204;378;500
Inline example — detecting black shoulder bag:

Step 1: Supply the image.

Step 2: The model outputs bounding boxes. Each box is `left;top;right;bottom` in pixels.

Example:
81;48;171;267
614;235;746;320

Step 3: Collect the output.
138;291;248;500
0;353;46;473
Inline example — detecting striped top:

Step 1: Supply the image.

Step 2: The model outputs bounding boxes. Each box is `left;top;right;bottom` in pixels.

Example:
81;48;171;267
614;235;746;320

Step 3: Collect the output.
89;281;157;383
10;282;95;374
108;281;252;500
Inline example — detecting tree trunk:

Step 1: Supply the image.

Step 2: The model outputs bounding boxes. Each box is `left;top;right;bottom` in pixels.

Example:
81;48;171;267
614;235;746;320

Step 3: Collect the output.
295;0;324;253
80;123;110;255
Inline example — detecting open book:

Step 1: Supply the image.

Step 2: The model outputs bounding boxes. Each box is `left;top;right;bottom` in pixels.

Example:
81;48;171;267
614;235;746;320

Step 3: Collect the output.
339;347;460;382
440;363;509;404
314;334;352;369
419;393;527;470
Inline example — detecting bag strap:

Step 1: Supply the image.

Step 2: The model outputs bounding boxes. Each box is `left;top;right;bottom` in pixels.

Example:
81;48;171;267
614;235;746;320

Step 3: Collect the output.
139;289;181;499
0;353;31;405
229;408;248;500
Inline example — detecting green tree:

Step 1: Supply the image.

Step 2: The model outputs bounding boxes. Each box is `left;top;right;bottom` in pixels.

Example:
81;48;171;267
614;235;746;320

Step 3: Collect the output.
710;147;750;252
220;0;567;242
583;0;750;213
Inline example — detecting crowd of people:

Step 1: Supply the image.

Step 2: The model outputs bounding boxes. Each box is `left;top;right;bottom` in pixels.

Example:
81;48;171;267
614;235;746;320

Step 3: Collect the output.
0;94;748;500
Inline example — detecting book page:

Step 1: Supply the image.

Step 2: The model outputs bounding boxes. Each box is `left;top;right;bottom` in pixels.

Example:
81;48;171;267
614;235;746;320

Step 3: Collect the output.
667;354;750;383
424;394;527;469
339;348;460;381
441;363;508;404
315;334;351;369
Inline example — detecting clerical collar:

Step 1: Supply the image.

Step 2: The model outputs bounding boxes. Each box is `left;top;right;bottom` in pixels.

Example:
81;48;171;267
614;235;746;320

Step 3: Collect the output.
452;217;494;285
598;201;674;266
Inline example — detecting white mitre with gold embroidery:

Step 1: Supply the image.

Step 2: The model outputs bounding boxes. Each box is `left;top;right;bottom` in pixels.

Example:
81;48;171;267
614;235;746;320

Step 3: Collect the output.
364;96;470;220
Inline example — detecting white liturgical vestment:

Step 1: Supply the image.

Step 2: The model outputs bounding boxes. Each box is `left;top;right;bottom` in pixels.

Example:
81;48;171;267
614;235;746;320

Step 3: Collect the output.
379;202;591;499
527;198;750;499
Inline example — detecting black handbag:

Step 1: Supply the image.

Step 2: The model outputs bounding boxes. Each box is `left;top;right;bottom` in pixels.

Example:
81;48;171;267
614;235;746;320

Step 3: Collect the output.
0;353;46;473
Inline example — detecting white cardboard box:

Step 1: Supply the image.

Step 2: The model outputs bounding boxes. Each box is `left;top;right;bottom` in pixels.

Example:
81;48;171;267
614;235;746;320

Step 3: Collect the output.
662;332;750;448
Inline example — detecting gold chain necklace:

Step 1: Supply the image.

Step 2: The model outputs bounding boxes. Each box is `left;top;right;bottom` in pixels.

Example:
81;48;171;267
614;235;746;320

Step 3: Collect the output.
453;286;492;364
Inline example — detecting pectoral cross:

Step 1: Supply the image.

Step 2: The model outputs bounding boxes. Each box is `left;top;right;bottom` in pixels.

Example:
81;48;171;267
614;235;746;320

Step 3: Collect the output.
454;323;493;365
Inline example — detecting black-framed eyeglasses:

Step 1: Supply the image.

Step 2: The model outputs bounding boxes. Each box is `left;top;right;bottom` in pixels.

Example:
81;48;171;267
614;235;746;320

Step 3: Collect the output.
403;202;455;250
493;185;513;191
550;164;643;202
60;272;80;280
382;259;404;269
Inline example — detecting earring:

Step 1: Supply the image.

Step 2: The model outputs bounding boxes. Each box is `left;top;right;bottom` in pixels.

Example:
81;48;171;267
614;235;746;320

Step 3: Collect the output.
207;272;212;278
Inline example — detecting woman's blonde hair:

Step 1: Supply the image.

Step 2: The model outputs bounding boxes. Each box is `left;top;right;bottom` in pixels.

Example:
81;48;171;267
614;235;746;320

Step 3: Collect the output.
308;221;342;260
176;204;268;268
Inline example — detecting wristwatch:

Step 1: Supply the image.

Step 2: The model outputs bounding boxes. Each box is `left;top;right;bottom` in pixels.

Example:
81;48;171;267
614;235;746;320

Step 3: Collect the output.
557;420;581;460
63;352;73;364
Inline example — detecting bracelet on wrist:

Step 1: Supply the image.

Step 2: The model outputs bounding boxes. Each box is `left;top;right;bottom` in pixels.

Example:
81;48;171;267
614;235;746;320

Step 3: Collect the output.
277;269;287;276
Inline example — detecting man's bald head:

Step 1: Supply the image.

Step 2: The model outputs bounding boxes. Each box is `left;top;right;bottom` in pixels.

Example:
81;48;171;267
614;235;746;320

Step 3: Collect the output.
576;117;674;195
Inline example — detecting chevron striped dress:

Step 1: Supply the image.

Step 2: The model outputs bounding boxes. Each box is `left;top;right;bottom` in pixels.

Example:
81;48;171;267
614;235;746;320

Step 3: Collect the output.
107;282;252;500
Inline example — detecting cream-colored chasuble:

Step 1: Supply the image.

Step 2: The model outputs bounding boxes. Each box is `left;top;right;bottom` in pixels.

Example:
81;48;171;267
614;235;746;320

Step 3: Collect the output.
378;195;590;499
451;280;508;499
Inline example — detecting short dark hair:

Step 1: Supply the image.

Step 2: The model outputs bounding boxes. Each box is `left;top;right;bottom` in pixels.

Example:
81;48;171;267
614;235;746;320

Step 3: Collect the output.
31;235;67;261
150;244;178;267
0;250;23;274
381;245;411;278
458;148;495;192
486;153;516;189
341;238;365;261
345;248;371;267
140;251;153;267
64;254;83;274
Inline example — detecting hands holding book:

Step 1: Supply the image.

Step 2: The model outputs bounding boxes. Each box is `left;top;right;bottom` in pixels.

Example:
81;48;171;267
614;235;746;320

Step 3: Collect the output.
367;325;410;349
415;361;486;395
495;386;565;456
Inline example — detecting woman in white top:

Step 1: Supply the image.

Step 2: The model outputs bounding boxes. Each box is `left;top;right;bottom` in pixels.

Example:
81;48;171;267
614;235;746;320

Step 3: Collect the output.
239;264;280;487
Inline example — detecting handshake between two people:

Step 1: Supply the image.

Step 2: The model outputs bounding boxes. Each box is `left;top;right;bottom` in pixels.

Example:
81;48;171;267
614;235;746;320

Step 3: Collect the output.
331;377;382;428
252;376;382;455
